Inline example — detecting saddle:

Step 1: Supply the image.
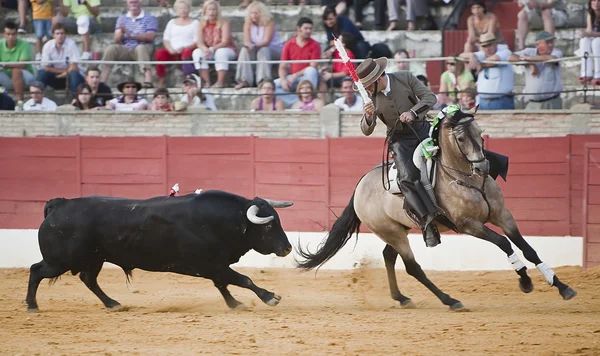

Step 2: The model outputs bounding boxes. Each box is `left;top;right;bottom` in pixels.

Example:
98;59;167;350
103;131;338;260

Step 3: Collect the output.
386;141;439;195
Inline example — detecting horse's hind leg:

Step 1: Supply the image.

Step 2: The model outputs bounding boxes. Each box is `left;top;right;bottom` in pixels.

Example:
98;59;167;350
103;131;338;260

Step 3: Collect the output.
79;262;122;310
26;260;68;312
492;209;577;301
382;244;415;308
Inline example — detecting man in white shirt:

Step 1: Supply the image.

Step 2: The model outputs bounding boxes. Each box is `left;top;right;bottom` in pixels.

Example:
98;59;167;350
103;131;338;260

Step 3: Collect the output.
179;74;217;111
23;81;57;111
106;78;148;111
460;32;515;110
334;77;363;112
37;23;85;96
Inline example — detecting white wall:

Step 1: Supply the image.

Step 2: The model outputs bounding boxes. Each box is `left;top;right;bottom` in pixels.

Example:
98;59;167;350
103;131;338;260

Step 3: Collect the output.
0;230;583;271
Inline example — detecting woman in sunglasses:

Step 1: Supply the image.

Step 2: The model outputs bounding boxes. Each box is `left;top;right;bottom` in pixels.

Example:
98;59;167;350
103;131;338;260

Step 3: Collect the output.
439;53;475;107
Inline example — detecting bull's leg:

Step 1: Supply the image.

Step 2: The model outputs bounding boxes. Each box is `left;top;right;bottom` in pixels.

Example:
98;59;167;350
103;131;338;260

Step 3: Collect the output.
458;217;535;293
213;282;246;309
79;262;121;310
382;244;415;308
220;267;281;307
492;209;577;301
26;260;68;312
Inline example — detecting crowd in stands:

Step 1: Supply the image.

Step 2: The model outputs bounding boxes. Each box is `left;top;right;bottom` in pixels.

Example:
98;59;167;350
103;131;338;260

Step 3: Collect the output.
0;0;596;113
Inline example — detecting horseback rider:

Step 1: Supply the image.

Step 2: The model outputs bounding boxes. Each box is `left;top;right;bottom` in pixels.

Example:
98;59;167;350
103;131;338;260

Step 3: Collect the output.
357;57;442;248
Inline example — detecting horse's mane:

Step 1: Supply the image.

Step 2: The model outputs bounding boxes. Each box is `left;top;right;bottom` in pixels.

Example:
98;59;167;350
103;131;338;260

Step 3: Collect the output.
442;109;475;129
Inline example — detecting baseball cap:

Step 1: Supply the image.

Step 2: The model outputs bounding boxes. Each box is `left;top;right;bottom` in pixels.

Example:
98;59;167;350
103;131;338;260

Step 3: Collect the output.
535;31;555;42
182;74;198;85
77;15;90;35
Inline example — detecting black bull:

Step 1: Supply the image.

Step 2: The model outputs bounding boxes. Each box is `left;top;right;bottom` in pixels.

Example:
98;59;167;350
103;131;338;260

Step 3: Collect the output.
25;190;294;312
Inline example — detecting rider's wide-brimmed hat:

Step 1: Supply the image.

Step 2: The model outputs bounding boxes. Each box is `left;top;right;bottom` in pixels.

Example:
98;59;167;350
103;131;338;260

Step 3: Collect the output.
353;57;388;91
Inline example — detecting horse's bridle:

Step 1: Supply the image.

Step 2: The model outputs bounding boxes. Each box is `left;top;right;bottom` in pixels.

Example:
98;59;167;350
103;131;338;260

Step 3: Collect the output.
450;117;487;167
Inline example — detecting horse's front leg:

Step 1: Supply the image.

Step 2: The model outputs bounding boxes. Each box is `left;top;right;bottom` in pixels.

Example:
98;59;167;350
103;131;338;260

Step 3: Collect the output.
457;217;535;294
491;208;577;301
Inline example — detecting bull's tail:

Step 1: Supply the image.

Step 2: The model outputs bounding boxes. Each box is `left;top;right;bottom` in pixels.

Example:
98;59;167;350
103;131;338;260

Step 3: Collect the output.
296;194;361;270
43;198;66;218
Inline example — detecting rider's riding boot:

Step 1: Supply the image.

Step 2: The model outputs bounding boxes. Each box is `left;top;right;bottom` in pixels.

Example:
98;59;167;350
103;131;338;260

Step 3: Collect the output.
399;179;442;248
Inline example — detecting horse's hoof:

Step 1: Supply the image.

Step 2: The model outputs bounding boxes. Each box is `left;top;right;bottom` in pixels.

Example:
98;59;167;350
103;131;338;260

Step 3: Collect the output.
400;300;417;309
519;281;534;294
265;294;281;306
560;287;577;301
234;303;248;311
449;302;468;312
27;307;39;313
106;303;123;311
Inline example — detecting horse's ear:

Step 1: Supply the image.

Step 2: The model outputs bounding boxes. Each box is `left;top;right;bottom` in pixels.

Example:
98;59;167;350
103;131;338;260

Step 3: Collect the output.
466;104;479;116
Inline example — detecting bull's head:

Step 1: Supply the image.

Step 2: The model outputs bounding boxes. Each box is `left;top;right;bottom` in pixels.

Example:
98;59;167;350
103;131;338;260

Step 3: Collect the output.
246;198;293;257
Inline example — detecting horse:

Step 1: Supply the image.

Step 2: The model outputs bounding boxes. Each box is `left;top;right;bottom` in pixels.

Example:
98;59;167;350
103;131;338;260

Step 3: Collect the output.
297;105;577;310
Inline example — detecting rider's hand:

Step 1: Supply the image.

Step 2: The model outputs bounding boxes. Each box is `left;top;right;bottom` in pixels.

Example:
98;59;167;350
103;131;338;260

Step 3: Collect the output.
399;111;414;123
364;101;374;118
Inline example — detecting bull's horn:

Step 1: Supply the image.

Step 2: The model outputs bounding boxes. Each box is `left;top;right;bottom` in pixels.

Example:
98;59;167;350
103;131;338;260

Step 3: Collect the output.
264;199;294;208
247;205;274;225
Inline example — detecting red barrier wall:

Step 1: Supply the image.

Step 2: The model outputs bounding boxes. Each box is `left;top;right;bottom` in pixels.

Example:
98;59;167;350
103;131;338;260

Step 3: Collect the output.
0;135;597;245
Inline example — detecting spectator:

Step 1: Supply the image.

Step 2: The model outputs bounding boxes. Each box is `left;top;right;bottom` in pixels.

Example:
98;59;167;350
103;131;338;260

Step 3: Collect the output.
150;87;174;111
333;76;363;111
391;48;410;72
460;33;515;110
0;86;15;110
81;66;113;107
250;79;285;111
459;87;477;110
406;0;434;31
72;82;98;110
180;74;217;110
24;81;57;111
275;17;320;107
321;6;370;59
416;74;441;110
464;0;502;53
234;1;283;89
0;21;34;102
509;31;563;109
55;0;102;59
318;32;355;102
155;0;197;88
291;79;324;111
37;23;85;96
0;0;28;33
353;0;387;31
517;0;567;51
31;0;54;62
579;0;600;84
106;78;148;111
100;0;157;88
439;53;475;107
192;0;236;88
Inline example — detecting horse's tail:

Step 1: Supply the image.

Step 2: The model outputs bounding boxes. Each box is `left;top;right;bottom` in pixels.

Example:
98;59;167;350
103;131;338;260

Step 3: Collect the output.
296;193;361;270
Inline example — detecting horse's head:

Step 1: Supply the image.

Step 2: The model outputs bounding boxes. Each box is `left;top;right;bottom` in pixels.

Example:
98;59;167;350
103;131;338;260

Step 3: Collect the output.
440;105;489;176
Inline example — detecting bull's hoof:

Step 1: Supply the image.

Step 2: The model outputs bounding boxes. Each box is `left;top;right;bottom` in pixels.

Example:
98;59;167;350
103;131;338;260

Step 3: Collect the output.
400;299;416;309
265;294;281;307
560;287;577;301
27;307;39;313
449;302;468;312
519;280;534;294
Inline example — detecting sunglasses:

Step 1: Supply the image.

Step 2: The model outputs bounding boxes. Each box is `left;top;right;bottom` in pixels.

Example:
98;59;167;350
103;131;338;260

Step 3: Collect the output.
447;62;456;66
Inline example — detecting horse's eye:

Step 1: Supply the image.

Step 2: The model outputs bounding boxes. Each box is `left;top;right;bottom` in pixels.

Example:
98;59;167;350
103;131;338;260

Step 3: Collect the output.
457;137;465;143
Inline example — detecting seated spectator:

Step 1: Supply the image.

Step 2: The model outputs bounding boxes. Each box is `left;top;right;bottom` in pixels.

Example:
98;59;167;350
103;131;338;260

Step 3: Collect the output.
37;23;85;96
100;0;157;88
72;83;98;110
439;53;475;107
234;1;283;89
192;0;236;88
579;0;600;84
406;0;435;31
460;33;515;110
150;88;174;111
106;78;148;111
509;31;563;109
458;87;477;110
155;0;197;88
55;0;102;59
250;79;285;111
275;17;320;108
333;77;363;111
517;0;567;50
291;80;324;111
390;49;410;72
0;0;28;33
0;21;35;102
321;6;370;59
0;86;16;110
81;66;113;107
24;81;57;111
31;0;54;62
464;0;502;53
318;32;355;102
180;74;217;110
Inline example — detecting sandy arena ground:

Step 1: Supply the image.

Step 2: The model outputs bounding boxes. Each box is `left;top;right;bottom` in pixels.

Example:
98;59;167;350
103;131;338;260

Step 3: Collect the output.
1;265;599;355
